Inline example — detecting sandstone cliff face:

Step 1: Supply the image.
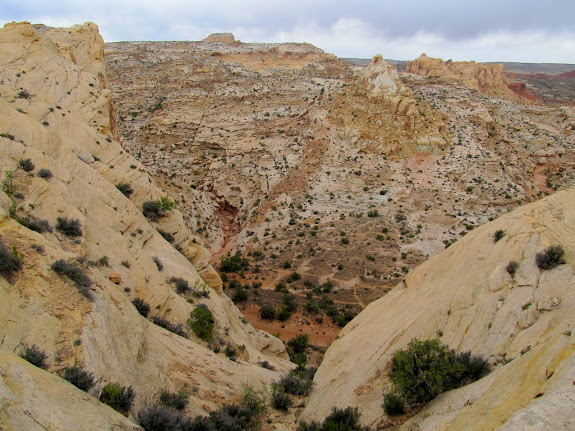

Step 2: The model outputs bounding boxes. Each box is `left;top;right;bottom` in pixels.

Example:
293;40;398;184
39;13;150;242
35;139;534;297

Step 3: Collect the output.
0;21;290;427
407;53;540;103
301;186;575;429
336;54;447;155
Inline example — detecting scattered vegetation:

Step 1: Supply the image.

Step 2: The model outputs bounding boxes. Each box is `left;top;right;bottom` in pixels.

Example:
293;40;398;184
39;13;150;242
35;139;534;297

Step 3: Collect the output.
220;250;250;273
61;366;96;392
535;245;566;270
19;344;48;369
50;259;93;299
159;389;188;411
99;382;135;415
55;217;83;237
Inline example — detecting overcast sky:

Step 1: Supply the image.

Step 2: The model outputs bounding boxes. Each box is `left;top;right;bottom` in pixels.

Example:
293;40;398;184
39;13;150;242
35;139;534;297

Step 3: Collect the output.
2;0;574;63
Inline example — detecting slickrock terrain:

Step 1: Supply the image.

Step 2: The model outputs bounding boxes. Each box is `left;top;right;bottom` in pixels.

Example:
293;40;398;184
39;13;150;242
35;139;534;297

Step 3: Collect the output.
2;19;575;431
302;186;575;429
106;37;575;346
0;21;291;429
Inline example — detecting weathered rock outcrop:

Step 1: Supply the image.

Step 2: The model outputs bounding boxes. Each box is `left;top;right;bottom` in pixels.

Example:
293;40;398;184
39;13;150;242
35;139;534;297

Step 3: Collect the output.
301;186;575;429
0;21;290;427
203;33;236;44
334;55;448;156
407;53;540;103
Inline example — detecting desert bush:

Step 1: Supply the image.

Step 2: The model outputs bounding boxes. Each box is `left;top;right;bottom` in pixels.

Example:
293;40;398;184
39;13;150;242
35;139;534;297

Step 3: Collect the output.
158;229;175;243
232;287;248;302
0;238;23;277
390;338;489;404
56;217;83;237
169;277;189;294
298;407;367;431
37;168;53;179
260;304;276;320
535;245;565;270
159;389;188;411
61;366;96;392
17;216;53;233
277;372;312;396
188;305;215;341
50;259;93;299
506;261;519;276
18;158;35;172
151;317;186;337
258;360;275;370
271;386;292;410
142;198;176;221
138;404;188;431
152;256;163;271
132;298;151;317
493;229;505;243
116;182;134;197
383;393;405;416
220;251;250;273
19;344;48;369
100;382;135;415
240;386;266;417
286;271;301;283
287;334;309;367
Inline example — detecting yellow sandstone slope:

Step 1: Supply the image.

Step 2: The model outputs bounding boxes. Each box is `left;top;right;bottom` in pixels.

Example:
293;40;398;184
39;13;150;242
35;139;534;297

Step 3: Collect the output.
302;186;575;430
0;21;290;428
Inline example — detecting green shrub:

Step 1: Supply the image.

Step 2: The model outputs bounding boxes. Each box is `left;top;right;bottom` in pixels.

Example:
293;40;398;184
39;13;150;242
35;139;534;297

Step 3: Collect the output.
493;229;505;242
169;277;189;294
536;245;565;270
271;386;292;410
50;259;93;299
61;366;95;392
159;389;188;411
37;168;53;179
0;238;23;277
383;393;405;416
151;317;186;337
390;338;489;404
116;183;134;197
286;271;301;283
258;360;275;370
287;334;309;367
506;261;519;276
56;217;83;237
18;158;35;172
132;298;151;317
298;407;367;431
152;256;163;271
277;372;312;396
157;229;175;243
220;251;250;273
232;287;248;302
260;304;276;320
17;216;53;233
188;305;215;341
142;200;162;221
19;344;48;369
100;382;135;415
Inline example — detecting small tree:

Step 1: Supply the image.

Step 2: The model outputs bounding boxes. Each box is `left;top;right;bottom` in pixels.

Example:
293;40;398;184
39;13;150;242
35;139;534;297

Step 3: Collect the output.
383;393;405;416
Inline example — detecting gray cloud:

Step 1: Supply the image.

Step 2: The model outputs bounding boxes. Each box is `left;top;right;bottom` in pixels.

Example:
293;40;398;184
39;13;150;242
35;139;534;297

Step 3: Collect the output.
2;0;575;62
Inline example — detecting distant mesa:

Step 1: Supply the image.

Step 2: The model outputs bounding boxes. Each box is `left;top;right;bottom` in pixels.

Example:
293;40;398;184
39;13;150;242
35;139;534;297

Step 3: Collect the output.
203;32;236;43
557;69;575;79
